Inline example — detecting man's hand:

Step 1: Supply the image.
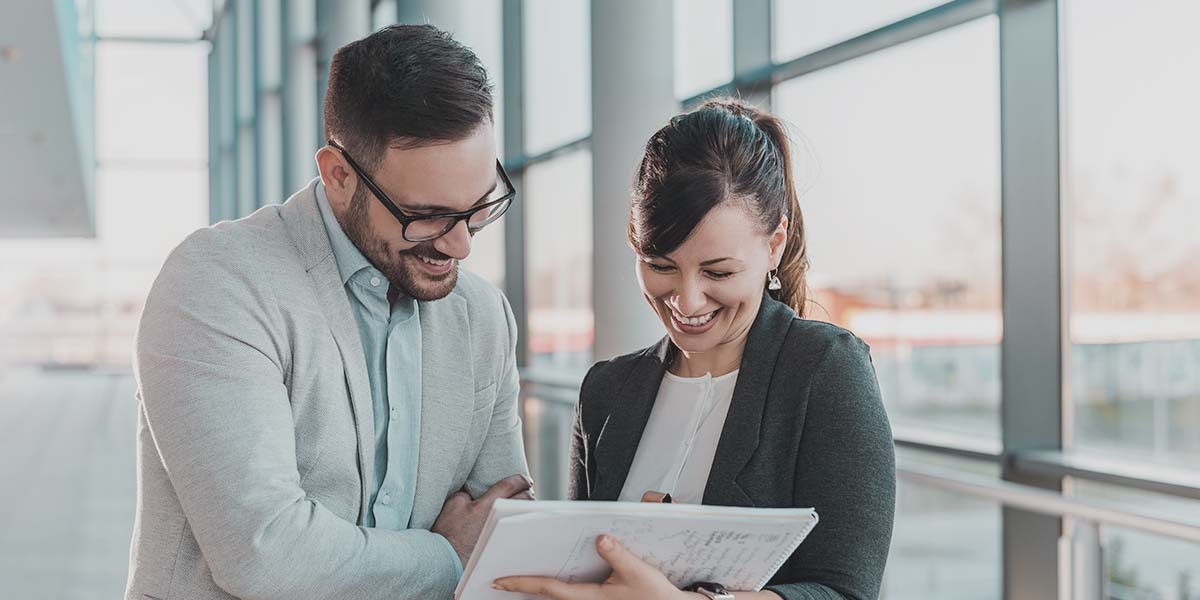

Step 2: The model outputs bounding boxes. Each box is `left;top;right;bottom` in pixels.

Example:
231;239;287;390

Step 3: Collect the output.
432;473;534;566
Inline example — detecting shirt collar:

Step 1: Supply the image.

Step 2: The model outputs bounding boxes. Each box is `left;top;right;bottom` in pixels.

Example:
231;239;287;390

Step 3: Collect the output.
315;181;375;286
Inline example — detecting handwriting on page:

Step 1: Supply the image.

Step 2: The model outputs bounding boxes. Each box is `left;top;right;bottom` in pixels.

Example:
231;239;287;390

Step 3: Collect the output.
453;501;818;600
556;517;796;590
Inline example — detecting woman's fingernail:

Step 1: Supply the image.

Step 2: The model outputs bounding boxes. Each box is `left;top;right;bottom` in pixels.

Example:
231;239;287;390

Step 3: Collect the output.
598;535;614;550
493;581;508;591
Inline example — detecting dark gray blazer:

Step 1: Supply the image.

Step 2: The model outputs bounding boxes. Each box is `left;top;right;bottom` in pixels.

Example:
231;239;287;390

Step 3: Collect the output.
570;293;896;600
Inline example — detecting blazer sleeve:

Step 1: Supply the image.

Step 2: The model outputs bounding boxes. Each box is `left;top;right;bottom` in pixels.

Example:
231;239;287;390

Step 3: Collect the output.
568;362;607;501
135;236;461;600
465;289;532;499
763;332;897;600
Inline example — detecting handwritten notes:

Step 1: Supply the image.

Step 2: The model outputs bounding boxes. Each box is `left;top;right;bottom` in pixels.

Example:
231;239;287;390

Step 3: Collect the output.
454;500;818;600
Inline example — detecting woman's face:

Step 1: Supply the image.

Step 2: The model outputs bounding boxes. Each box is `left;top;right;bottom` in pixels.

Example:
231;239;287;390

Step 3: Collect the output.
635;203;787;356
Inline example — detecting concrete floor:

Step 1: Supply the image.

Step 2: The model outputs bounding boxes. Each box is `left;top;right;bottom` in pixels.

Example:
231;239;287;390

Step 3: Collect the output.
0;368;137;599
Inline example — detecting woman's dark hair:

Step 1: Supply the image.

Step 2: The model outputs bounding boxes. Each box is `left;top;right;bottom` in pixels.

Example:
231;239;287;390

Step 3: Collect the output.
629;97;810;316
323;24;494;171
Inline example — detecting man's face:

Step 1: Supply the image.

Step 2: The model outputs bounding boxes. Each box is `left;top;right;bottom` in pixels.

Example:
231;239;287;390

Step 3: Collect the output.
323;123;498;301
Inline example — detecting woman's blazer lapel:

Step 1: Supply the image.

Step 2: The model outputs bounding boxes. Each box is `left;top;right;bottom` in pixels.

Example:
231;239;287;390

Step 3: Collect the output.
703;293;795;506
589;292;797;505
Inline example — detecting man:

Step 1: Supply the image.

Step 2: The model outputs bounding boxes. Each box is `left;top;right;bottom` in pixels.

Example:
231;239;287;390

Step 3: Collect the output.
126;25;530;600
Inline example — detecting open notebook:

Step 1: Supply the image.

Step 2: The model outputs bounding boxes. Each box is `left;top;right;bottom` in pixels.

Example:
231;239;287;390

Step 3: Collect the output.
454;499;819;600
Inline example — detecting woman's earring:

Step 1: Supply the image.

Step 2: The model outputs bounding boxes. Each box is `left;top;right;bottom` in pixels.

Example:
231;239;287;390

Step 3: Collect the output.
767;269;782;291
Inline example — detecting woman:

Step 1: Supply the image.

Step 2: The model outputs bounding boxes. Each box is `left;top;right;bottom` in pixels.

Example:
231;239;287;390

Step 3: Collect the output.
495;99;895;600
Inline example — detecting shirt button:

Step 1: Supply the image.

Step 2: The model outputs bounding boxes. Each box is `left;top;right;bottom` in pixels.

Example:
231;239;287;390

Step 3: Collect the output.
390;408;398;422
379;492;391;505
369;276;382;287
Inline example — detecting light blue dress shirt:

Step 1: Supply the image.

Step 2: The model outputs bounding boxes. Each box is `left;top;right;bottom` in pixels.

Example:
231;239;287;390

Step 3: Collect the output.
316;183;462;576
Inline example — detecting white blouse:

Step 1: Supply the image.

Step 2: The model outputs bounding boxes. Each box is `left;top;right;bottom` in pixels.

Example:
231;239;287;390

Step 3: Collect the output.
617;369;740;504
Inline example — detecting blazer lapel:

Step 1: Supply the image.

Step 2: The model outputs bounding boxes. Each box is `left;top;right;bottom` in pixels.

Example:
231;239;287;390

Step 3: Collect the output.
411;291;474;522
702;293;795;506
279;180;376;524
310;257;376;523
590;338;671;501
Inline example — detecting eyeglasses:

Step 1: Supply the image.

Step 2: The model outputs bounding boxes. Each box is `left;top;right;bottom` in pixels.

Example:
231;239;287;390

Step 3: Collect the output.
327;139;516;243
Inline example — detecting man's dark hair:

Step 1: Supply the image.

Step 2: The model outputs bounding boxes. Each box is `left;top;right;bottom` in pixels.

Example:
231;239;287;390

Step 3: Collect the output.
323;24;494;171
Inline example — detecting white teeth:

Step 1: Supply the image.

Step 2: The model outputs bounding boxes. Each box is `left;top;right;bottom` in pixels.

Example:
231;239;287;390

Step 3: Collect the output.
419;256;451;266
673;309;718;327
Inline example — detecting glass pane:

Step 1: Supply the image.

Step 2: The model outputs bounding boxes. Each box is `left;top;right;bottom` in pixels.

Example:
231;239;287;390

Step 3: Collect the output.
453;1;505;160
95;42;207;163
95;0;211;39
216;8;237;148
258;0;283;89
97;166;208;267
883;458;1001;599
236;0;255;121
524;0;590;155
1064;1;1200;468
1103;527;1200;599
284;40;319;191
237;126;256;214
773;0;949;62
462;207;506;290
1072;479;1200;598
372;0;397;30
674;0;733;99
525;150;593;369
519;385;577;501
0;167;205;368
773;18;1001;440
258;94;284;206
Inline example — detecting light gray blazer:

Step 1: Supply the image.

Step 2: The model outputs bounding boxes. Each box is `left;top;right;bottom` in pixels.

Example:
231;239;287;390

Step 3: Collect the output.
126;179;529;600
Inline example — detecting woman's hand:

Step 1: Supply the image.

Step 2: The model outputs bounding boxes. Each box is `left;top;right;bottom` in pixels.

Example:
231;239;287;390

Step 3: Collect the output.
492;534;690;600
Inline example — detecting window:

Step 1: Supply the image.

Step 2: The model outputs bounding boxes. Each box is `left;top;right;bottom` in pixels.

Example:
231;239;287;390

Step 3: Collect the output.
1070;479;1200;598
523;0;590;155
883;482;1000;599
774;17;1001;441
96;43;207;163
93;0;210;39
461;206;506;289
1064;0;1200;468
524;150;593;368
284;0;319;192
371;0;397;30
772;0;949;62
673;0;732;99
92;41;208;367
772;18;998;441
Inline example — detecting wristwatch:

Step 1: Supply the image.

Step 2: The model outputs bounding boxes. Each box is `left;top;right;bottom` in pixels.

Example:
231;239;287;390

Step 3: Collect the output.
683;582;735;600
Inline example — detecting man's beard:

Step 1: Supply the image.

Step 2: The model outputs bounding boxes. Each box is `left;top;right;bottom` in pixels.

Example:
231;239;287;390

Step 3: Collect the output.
337;186;458;301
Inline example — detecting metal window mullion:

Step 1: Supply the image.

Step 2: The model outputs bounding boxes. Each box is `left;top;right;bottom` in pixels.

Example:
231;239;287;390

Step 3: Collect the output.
731;0;771;108
248;0;266;211
256;0;284;207
228;3;240;223
208;35;222;223
998;0;1066;598
684;0;997;108
280;0;319;192
503;135;590;173
502;0;529;368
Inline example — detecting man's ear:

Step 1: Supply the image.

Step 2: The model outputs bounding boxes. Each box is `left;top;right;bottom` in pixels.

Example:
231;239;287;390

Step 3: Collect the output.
315;146;355;208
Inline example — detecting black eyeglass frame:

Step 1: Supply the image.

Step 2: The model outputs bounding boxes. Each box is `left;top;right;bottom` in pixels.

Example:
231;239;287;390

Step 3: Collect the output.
327;139;516;242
